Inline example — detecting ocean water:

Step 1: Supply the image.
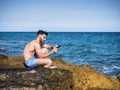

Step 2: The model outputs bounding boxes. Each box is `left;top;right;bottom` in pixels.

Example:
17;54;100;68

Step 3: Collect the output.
0;32;120;78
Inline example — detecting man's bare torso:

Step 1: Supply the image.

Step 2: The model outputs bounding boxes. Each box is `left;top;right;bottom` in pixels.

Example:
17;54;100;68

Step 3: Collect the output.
24;40;39;61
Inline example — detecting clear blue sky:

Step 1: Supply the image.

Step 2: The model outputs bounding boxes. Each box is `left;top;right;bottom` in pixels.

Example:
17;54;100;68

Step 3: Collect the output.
0;0;120;32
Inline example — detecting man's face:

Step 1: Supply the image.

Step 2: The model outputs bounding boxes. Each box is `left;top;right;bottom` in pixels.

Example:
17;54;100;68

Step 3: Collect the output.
39;34;46;43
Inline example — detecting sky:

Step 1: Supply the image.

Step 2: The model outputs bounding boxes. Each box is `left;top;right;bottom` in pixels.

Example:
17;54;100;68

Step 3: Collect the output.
0;0;120;32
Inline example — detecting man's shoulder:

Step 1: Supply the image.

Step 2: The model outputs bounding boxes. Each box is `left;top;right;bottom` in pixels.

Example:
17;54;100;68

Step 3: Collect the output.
29;40;38;45
31;40;40;46
30;40;37;43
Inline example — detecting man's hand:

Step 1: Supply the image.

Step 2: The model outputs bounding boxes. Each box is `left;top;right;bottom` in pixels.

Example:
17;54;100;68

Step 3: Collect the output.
52;46;58;54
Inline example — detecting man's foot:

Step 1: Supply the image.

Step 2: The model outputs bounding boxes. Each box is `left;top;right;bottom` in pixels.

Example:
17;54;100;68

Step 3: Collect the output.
50;66;57;69
44;65;57;69
31;70;37;73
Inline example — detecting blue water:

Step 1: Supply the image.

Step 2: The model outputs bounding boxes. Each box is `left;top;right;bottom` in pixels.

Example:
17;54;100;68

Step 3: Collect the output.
0;32;120;78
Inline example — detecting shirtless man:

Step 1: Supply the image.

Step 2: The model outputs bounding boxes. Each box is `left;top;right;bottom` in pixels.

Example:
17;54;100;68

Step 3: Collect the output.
23;30;58;69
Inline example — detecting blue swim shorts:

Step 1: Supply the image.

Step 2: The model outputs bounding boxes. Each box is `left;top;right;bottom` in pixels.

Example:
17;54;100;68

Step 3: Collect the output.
25;56;38;68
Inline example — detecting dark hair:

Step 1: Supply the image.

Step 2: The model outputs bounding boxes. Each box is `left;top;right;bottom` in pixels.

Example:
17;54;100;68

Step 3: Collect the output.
37;30;48;36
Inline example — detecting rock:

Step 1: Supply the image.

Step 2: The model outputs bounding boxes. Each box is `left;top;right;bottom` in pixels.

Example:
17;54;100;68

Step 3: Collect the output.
117;74;120;81
0;54;8;59
0;54;120;90
52;58;120;90
0;67;74;90
0;54;24;68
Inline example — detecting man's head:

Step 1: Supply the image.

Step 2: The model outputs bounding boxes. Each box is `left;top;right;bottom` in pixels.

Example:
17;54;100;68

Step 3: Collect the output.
37;30;48;43
37;30;48;36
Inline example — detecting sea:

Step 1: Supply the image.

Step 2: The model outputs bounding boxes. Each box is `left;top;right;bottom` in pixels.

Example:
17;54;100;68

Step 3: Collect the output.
0;32;120;78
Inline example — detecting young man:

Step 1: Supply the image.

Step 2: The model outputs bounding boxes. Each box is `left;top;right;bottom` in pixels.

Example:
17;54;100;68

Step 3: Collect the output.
23;30;58;70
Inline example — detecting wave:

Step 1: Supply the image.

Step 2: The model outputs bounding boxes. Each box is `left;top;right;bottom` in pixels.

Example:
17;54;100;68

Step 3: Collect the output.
112;64;120;70
99;64;120;77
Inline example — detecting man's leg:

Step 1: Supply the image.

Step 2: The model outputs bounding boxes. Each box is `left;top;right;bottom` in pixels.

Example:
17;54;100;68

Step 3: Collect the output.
36;58;52;68
36;48;52;68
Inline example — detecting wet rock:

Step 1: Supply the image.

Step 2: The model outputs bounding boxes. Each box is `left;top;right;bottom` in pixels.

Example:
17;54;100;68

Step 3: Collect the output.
117;74;120;81
0;54;8;59
0;67;74;90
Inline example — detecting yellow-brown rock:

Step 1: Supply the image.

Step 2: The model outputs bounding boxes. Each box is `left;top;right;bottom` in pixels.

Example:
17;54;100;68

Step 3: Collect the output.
52;58;120;90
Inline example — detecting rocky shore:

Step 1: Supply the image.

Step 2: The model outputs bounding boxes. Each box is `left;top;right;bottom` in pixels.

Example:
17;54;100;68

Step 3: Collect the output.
0;54;120;90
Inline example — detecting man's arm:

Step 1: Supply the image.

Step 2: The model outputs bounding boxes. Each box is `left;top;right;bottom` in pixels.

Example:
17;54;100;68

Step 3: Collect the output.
35;43;57;58
43;44;54;49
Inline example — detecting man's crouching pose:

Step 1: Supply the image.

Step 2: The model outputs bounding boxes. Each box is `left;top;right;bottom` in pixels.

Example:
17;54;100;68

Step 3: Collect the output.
23;30;58;72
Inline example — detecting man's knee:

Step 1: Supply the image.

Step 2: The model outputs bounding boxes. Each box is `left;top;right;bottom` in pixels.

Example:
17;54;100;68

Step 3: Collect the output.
41;48;48;54
48;59;52;65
